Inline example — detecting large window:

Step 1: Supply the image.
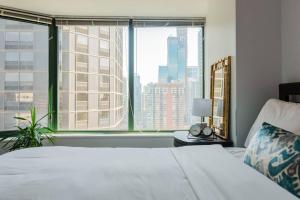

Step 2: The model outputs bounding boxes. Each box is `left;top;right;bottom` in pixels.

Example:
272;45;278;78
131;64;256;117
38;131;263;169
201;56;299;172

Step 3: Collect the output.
0;18;49;131
134;26;204;130
0;12;204;133
58;25;128;130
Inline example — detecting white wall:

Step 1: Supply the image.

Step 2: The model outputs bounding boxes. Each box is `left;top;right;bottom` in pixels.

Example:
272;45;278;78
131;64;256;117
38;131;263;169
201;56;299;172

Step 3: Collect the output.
282;0;300;83
205;0;237;144
0;0;208;17
235;0;282;146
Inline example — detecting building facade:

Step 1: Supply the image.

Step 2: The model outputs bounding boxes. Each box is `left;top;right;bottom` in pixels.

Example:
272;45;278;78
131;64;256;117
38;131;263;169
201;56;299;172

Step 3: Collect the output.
0;19;48;131
142;82;185;130
58;25;126;130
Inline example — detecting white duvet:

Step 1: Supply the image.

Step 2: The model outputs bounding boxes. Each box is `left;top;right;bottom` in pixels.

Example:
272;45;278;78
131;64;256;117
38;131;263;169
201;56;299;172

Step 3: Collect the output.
0;145;297;200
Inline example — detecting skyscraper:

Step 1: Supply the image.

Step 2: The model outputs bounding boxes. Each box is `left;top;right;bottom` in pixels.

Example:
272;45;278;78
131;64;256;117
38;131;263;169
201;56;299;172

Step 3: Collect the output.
167;36;178;82
158;65;168;83
159;28;187;83
176;28;187;82
143;27;190;129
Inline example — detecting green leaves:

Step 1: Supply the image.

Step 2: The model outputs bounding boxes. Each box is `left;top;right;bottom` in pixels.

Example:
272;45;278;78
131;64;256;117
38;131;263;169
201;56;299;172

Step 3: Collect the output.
0;107;55;152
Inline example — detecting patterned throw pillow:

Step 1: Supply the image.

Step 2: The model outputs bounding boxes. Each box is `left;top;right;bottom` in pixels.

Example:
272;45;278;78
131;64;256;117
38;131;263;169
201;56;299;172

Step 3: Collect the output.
244;122;300;198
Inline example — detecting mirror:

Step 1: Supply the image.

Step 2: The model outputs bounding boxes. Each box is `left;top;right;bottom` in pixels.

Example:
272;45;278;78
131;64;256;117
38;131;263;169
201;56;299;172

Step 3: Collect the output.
209;56;231;139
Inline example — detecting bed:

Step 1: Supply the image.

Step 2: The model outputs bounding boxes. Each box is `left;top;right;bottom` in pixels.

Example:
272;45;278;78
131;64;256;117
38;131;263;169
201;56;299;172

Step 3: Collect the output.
0;83;299;200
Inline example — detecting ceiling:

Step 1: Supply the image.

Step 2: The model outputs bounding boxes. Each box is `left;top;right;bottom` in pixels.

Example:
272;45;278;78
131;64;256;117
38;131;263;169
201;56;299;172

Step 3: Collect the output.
0;0;208;17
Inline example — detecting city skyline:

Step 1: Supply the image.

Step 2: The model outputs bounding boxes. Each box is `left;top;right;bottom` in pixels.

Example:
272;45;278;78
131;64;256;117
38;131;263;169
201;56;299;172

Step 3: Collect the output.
134;26;203;130
135;27;201;87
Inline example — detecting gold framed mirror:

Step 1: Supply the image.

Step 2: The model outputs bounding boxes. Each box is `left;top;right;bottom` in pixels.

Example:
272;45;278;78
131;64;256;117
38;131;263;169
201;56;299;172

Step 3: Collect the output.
209;56;231;139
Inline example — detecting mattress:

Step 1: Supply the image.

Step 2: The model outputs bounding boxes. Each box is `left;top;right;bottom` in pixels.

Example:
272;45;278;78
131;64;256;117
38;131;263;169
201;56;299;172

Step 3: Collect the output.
0;145;297;200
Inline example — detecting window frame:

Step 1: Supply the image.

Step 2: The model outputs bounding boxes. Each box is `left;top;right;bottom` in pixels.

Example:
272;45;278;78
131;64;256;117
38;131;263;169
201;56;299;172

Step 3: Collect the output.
0;15;52;136
0;15;205;135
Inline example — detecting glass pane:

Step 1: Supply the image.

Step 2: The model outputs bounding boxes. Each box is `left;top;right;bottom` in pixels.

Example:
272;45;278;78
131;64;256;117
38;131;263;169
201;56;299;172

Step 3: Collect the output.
134;27;204;130
58;25;128;130
0;18;49;131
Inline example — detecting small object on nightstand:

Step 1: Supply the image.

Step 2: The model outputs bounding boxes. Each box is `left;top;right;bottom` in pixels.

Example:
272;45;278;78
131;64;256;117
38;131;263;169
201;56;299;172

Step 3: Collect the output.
188;124;215;138
174;131;233;147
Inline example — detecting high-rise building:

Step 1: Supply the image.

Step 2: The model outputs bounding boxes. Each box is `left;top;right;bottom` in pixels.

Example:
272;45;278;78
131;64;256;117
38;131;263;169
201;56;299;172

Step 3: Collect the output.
142;82;185;130
176;28;187;82
158;65;168;83
167;36;178;82
159;28;187;83
139;27;203;130
58;25;125;130
0;19;49;130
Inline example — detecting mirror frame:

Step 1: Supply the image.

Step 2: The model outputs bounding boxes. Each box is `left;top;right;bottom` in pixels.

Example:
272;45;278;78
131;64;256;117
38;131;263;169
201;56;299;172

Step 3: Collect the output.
209;56;231;139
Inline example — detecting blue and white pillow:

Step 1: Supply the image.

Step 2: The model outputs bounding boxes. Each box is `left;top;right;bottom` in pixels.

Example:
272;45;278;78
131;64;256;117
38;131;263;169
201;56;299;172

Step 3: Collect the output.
244;122;300;198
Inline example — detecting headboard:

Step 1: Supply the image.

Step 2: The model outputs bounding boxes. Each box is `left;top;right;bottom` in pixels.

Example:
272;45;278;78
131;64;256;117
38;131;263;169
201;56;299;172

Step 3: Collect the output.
279;82;300;103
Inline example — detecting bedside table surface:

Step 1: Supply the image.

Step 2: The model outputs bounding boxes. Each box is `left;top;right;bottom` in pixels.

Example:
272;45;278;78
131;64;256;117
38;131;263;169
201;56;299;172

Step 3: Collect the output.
174;131;233;147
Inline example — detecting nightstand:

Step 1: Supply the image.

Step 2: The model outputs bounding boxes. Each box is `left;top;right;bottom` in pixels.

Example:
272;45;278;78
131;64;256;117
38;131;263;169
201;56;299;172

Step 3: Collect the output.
173;131;233;147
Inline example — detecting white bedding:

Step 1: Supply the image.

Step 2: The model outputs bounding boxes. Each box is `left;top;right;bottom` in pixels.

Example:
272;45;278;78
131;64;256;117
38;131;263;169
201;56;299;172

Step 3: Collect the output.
225;147;246;160
0;145;297;200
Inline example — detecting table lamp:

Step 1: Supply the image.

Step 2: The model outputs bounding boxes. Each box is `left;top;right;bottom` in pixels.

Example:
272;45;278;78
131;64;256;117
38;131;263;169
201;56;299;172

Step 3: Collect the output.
192;98;212;119
189;98;213;138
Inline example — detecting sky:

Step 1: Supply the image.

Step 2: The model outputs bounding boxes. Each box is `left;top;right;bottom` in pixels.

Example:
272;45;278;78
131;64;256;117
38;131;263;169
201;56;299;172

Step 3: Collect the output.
134;27;201;86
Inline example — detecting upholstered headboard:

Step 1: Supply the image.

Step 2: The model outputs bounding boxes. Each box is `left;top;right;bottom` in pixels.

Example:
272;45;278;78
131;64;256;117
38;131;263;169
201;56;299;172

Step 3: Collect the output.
279;82;300;103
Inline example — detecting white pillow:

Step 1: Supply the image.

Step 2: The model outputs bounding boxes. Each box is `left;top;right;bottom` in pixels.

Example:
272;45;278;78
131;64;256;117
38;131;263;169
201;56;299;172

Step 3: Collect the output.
244;99;300;147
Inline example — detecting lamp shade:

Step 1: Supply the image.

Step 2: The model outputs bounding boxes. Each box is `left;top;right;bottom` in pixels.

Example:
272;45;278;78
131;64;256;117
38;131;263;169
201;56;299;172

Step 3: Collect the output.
192;98;212;117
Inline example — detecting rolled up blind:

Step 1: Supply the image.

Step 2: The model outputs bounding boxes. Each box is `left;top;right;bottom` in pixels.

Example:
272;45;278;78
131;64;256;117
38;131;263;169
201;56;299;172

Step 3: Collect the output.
0;6;52;24
132;17;205;27
55;17;129;26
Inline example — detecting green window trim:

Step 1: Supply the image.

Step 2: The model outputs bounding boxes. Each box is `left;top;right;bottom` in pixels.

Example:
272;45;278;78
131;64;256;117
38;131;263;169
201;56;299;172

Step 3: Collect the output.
0;15;205;135
48;18;58;131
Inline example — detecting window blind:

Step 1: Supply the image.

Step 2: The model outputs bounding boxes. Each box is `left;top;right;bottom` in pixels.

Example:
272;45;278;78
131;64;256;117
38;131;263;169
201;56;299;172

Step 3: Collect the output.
0;6;52;25
55;17;129;26
132;17;205;27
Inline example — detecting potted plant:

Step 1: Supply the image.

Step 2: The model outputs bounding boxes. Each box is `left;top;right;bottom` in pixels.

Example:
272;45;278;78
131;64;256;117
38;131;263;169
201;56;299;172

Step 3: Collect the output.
0;107;55;151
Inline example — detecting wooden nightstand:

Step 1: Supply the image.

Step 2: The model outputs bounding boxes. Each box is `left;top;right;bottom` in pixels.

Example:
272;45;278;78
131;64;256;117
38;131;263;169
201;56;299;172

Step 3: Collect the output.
173;131;233;147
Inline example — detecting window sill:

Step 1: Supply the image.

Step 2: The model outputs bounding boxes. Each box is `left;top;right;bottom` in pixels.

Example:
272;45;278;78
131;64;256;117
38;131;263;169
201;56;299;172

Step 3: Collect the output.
53;132;174;138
